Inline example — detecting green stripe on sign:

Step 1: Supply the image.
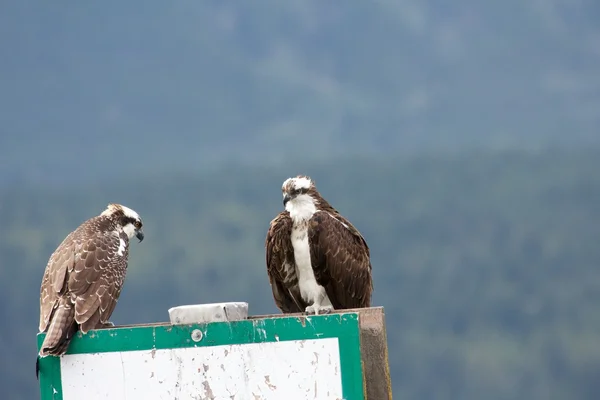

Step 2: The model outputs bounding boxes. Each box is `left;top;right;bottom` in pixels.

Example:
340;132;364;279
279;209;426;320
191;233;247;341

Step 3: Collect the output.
38;312;365;400
38;355;62;400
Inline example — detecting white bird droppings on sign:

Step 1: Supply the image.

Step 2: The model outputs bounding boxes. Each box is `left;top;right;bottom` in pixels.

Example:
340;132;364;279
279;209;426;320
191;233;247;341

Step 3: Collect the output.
60;338;343;400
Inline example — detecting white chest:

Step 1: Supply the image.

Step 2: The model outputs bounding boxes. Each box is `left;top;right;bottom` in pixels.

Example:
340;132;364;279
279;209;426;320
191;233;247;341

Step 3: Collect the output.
290;224;322;302
285;196;328;305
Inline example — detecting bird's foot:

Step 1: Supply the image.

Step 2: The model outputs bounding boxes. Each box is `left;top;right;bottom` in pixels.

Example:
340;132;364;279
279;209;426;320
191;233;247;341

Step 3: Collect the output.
305;305;334;315
96;321;115;329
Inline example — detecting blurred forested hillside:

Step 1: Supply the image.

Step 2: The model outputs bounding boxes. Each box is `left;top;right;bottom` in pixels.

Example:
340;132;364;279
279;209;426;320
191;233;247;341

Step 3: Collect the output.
1;0;600;184
2;149;600;399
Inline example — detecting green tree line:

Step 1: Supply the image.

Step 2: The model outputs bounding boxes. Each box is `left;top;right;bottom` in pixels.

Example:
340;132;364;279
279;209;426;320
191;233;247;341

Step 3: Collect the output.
1;148;599;399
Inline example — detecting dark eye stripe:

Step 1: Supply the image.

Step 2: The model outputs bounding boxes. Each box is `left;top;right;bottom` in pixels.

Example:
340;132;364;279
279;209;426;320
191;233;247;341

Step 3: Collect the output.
122;216;139;226
290;187;309;196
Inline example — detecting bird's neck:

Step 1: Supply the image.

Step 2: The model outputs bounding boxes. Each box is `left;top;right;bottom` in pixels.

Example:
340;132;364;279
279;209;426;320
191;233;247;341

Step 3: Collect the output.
286;194;318;223
121;223;136;240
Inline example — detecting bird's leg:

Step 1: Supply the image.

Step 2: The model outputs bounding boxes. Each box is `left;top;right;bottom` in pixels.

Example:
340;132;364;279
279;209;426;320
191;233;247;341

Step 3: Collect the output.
305;304;318;315
305;304;334;315
305;290;334;315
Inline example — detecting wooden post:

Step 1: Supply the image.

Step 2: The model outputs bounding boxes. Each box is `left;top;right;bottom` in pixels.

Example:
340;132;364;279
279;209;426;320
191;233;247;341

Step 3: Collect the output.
37;305;391;400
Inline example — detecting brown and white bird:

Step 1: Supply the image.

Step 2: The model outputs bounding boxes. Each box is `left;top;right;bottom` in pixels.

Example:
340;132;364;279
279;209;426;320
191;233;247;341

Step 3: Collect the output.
265;175;373;315
37;203;144;364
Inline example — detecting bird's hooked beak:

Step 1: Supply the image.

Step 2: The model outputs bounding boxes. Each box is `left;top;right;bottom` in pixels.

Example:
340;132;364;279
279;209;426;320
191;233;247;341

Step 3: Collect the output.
135;228;145;243
283;193;291;207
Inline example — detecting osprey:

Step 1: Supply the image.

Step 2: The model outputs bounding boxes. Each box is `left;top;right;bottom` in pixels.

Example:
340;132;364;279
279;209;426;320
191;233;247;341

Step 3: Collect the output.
37;203;144;376
265;175;373;315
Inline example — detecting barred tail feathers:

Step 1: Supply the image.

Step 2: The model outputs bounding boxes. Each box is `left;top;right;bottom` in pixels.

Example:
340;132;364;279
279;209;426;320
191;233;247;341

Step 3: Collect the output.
39;301;77;357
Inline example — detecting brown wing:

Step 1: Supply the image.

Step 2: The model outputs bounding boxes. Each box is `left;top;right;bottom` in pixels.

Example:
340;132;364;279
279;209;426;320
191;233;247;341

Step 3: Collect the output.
308;211;373;309
40;226;127;335
68;232;127;333
265;212;307;313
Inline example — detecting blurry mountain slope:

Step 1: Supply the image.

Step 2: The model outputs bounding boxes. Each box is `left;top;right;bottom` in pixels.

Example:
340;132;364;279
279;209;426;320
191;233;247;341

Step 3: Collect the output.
1;0;599;184
1;148;599;399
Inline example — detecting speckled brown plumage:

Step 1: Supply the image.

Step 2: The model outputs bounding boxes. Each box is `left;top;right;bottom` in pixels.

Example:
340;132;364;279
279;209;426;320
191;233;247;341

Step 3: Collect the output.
38;204;143;360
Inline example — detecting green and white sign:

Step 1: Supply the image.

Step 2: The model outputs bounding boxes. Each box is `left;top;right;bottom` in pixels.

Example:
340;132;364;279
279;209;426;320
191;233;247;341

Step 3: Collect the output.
37;313;365;400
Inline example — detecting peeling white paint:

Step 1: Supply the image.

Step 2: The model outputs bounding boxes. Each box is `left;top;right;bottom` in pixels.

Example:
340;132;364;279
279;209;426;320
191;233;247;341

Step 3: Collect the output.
60;338;342;399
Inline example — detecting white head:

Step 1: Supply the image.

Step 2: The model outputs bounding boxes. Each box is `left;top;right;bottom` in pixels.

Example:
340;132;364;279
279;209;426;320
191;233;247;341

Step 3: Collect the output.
101;203;145;242
281;175;318;219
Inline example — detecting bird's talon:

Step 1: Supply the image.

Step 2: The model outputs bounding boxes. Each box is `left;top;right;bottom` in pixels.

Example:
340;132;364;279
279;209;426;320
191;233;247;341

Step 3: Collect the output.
305;305;317;315
320;306;334;314
305;305;333;315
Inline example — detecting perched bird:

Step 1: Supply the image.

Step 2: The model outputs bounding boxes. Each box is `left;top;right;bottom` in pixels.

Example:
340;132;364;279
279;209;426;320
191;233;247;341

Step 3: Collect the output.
265;175;373;315
37;203;144;376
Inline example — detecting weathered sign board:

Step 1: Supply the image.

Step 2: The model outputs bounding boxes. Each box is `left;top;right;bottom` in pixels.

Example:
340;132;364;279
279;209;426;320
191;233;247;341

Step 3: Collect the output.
37;307;390;400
